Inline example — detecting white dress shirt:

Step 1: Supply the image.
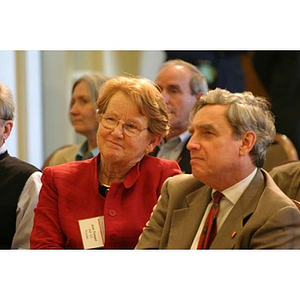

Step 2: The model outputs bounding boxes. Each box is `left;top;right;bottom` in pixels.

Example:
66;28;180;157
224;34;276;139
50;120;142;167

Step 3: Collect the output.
191;168;258;249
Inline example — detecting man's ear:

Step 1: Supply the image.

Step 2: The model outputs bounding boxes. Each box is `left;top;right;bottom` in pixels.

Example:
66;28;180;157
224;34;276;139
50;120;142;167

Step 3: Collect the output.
239;131;256;156
2;120;13;141
146;135;162;154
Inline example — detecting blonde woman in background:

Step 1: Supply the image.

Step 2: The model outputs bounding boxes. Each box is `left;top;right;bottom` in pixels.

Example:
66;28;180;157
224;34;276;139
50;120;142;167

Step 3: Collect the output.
43;73;109;168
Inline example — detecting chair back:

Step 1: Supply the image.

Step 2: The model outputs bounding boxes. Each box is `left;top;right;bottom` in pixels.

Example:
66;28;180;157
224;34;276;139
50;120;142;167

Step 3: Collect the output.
293;200;300;210
263;133;299;171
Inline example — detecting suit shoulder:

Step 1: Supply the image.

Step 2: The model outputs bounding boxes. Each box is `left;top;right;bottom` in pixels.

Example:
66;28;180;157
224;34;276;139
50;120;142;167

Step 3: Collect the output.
52;144;79;156
44;156;96;176
48;144;79;165
142;155;181;169
270;161;300;178
263;170;298;207
165;173;203;191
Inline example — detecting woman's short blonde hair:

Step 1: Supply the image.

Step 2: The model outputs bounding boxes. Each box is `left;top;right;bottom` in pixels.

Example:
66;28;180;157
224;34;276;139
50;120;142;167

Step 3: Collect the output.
97;76;170;137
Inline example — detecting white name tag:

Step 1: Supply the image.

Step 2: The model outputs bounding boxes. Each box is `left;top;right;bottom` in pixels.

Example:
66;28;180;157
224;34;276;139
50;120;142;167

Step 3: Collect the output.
78;216;105;249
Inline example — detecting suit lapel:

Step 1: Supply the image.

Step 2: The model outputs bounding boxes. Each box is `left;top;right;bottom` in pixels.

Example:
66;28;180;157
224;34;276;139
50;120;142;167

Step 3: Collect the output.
167;185;212;248
211;170;265;249
150;146;159;157
178;139;191;174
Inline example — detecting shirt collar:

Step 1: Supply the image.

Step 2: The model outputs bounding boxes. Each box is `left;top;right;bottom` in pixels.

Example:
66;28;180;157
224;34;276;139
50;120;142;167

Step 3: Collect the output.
160;130;191;146
178;130;191;143
76;140;99;161
0;143;7;155
169;130;190;143
213;168;258;205
122;158;143;188
97;154;144;190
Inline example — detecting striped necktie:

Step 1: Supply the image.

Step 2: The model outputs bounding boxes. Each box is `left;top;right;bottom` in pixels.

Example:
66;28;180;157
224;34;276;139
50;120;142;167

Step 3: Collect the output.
197;191;223;249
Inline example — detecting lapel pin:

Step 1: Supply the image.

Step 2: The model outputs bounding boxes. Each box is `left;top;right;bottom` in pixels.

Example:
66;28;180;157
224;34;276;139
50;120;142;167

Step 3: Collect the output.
230;231;237;239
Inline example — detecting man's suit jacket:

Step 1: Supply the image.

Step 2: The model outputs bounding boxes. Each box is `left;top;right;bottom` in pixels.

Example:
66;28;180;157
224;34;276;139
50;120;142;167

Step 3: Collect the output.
136;169;300;249
150;138;191;174
270;161;300;201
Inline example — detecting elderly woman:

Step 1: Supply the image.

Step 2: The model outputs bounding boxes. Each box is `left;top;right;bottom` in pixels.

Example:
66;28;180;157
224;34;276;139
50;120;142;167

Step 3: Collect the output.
30;76;182;249
43;73;109;168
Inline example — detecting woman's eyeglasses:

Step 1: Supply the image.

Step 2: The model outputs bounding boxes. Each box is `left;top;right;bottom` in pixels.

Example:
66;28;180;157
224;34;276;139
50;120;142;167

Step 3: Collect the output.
100;114;148;137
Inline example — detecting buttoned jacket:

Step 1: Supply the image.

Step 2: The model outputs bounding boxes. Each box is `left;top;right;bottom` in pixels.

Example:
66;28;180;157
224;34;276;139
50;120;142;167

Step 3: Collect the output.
30;154;182;249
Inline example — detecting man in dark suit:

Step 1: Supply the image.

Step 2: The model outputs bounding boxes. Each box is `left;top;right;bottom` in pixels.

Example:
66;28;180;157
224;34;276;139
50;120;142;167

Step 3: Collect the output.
136;88;300;249
151;59;208;173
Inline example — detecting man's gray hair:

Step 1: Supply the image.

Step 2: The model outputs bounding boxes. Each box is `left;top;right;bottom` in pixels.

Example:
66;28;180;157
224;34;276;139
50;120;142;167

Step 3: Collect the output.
0;82;15;121
190;88;276;167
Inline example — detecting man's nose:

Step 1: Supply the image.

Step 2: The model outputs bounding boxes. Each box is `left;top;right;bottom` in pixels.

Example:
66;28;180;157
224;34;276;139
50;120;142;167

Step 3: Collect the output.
187;135;200;150
161;90;170;104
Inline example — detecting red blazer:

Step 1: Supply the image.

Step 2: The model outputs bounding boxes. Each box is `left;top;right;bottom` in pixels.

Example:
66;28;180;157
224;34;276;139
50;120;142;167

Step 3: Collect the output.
30;154;182;249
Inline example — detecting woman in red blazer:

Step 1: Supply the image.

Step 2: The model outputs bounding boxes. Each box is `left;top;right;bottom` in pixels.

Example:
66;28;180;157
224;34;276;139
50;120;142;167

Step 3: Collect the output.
30;76;182;249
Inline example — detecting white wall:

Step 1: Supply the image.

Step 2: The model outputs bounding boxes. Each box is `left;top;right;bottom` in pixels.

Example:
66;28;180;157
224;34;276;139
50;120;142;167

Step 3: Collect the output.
0;51;18;157
0;51;43;168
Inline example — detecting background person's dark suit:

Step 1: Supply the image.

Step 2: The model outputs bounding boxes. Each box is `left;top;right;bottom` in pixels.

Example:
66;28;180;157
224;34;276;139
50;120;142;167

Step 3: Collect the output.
150;138;191;174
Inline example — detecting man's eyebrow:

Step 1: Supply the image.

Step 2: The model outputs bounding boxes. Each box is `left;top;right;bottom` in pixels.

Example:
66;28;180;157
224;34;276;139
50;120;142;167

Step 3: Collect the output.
197;124;215;130
191;123;215;130
188;123;217;133
167;84;181;90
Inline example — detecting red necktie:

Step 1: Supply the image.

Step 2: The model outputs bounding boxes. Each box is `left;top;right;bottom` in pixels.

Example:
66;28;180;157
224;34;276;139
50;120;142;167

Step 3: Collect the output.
197;191;223;249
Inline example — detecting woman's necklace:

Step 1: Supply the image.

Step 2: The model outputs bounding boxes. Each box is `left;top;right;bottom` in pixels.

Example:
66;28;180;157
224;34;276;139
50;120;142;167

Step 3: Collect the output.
98;178;110;197
99;179;110;188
